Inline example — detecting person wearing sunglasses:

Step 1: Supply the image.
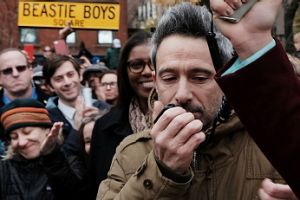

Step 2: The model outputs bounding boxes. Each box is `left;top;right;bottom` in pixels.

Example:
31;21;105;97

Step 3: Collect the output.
0;48;49;108
89;31;154;198
0;48;50;153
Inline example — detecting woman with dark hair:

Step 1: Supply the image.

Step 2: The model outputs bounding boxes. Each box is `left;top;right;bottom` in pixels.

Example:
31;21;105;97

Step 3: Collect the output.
89;31;153;197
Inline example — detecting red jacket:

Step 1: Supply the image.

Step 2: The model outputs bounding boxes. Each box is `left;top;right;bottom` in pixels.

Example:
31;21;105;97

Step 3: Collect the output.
216;40;300;197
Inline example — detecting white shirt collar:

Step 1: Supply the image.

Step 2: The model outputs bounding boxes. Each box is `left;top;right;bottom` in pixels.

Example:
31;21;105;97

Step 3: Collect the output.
57;99;76;127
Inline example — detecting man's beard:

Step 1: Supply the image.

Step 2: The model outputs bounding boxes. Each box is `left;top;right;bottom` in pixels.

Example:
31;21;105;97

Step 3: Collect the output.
179;102;220;130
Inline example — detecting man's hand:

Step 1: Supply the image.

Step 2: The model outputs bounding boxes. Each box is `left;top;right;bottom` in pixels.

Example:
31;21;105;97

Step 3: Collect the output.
59;21;74;40
40;122;63;155
209;0;282;59
150;101;206;174
258;178;299;200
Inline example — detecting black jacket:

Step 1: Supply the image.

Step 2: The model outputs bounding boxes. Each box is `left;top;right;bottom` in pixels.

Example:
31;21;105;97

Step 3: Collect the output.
0;85;49;108
0;147;88;200
90;106;132;197
47;97;110;156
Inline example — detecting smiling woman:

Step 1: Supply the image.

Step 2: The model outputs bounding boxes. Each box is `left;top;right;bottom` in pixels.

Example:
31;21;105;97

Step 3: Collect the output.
89;31;154;198
0;98;89;199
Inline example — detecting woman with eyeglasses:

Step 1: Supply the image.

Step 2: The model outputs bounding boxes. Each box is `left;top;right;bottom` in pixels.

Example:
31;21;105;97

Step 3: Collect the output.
89;31;154;198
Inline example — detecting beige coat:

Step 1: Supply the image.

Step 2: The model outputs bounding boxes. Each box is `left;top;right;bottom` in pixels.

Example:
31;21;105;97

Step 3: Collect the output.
97;114;284;200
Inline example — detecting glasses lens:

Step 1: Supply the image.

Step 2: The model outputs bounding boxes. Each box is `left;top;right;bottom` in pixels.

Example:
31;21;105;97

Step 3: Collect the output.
1;68;13;75
0;65;27;76
109;82;117;87
128;60;146;73
16;65;27;73
101;82;117;87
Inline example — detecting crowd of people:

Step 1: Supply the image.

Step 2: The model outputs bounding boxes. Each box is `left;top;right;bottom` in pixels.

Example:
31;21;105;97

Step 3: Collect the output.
0;0;299;199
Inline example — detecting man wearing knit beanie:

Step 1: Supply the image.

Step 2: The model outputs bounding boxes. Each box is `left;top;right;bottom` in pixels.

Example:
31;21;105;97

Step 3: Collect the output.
0;98;90;199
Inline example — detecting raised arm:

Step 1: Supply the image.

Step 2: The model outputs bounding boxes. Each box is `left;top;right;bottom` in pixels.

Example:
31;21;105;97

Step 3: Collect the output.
211;0;300;198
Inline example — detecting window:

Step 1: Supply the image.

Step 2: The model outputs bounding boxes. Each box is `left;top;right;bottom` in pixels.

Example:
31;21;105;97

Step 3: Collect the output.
20;28;37;44
98;30;113;45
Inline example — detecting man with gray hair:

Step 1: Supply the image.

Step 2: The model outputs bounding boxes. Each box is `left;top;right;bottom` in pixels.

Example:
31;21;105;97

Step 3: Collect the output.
97;3;284;199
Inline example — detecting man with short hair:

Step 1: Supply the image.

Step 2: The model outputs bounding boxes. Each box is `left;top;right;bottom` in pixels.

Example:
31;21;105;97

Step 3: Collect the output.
0;48;49;153
43;54;109;155
97;3;285;200
0;48;48;108
99;70;118;105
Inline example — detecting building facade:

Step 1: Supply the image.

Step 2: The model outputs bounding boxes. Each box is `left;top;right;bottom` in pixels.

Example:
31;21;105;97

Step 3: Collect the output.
0;0;285;58
0;0;127;58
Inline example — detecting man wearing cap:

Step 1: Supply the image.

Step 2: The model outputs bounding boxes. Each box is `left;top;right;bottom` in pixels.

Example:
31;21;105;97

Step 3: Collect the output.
0;98;88;199
82;63;108;101
105;38;121;69
32;65;55;97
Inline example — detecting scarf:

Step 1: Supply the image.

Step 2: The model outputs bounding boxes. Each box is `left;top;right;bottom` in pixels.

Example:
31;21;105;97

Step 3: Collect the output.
128;97;152;133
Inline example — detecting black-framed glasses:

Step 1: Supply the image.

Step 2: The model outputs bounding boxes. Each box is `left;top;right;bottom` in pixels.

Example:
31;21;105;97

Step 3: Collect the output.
0;65;28;76
127;59;153;73
100;81;117;88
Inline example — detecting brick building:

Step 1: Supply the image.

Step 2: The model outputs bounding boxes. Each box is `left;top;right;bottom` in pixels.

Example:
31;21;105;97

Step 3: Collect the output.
0;0;128;58
0;0;285;59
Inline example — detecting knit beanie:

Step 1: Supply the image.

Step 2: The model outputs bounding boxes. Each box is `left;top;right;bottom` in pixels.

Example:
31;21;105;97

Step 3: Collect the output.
0;99;52;136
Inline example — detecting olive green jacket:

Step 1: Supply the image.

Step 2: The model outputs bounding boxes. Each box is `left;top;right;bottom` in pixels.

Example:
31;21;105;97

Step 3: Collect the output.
97;114;284;200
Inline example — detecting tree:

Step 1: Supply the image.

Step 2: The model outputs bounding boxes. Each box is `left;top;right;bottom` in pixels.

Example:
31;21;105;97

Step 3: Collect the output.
0;0;19;49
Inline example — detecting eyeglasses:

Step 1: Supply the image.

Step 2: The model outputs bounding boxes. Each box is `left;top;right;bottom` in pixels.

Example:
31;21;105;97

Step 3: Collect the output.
127;59;153;73
100;81;117;88
0;65;28;76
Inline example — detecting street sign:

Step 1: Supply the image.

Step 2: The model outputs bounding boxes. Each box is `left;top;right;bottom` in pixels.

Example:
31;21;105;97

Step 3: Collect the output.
18;1;120;30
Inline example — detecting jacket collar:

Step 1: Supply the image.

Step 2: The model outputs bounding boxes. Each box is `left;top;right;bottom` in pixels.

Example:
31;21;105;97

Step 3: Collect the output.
195;113;247;170
100;106;133;137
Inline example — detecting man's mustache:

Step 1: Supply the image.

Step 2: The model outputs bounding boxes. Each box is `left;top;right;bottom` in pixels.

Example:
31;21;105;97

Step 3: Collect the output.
179;103;204;115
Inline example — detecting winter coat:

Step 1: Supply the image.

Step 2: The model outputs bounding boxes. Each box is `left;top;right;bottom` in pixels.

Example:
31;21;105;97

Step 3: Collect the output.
90;106;132;198
46;96;110;156
216;39;300;198
0;85;49;109
0;146;88;200
97;114;285;200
